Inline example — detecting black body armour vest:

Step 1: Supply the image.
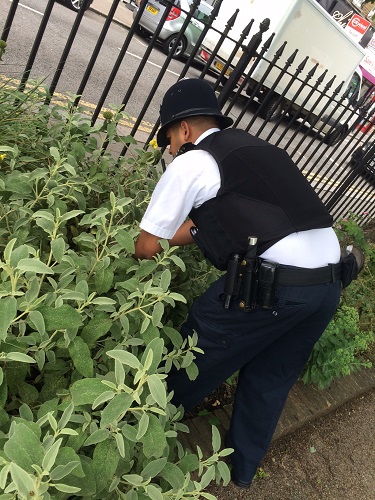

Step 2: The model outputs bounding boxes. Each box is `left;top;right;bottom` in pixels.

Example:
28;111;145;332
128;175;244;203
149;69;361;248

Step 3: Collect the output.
186;129;333;270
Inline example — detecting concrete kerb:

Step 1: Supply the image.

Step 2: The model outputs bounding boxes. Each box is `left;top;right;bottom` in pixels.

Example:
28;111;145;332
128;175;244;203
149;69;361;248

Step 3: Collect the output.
181;363;375;460
88;0;134;30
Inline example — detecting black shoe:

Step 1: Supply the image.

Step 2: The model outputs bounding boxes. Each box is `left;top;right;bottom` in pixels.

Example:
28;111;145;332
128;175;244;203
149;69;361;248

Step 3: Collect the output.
231;471;251;489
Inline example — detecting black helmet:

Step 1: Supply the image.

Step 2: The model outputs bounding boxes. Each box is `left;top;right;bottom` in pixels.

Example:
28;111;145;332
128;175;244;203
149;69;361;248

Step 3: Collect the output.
156;78;234;147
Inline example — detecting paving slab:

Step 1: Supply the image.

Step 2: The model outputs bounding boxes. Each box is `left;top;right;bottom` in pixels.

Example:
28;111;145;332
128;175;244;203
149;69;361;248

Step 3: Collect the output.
89;0;134;28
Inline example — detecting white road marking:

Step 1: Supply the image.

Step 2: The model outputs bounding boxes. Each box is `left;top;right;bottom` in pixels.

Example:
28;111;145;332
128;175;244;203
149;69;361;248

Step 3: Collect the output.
8;0;179;77
10;1;44;15
120;49;180;77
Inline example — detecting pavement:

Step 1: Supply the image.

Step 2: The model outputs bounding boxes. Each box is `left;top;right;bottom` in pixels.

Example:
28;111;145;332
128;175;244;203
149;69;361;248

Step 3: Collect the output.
206;388;375;499
89;0;135;28
180;355;375;458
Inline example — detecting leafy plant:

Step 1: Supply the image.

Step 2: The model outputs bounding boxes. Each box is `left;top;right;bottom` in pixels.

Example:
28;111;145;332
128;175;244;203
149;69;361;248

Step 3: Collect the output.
0;82;231;498
301;305;373;389
334;213;375;333
0;41;6;62
302;213;375;388
334;211;371;253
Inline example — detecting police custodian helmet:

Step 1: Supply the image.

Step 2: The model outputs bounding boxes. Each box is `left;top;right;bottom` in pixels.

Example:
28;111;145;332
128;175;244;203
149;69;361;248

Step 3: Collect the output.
156;78;234;147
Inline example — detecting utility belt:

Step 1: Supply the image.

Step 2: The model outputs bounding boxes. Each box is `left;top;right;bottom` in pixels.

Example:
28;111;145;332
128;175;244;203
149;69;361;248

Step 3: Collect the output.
223;250;348;313
224;255;343;311
223;237;362;311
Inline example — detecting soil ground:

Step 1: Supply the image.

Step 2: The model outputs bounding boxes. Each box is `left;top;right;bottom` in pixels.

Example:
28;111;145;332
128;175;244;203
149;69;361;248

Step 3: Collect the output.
205;388;375;499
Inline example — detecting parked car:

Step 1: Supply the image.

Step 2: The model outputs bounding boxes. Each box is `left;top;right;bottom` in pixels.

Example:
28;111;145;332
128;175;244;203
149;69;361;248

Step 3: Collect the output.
349;141;375;180
133;0;213;58
62;0;93;12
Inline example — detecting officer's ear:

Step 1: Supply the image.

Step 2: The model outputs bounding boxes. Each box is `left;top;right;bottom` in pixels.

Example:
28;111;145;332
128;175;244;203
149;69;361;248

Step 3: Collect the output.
179;120;189;135
180;120;195;143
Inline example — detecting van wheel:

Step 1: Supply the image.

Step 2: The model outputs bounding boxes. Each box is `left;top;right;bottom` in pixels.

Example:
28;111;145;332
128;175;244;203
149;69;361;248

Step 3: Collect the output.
323;126;347;146
163;35;187;58
258;94;284;121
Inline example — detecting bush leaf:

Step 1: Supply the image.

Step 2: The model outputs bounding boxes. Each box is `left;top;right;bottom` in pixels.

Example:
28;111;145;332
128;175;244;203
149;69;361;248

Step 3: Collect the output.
49;460;80;481
106;349;140;369
100;393;133;428
6;352;35;363
115;229;135;254
92;440;120;494
147;375;167;408
152;302;164;327
160;462;186;490
80;314;112;347
17;258;54;274
141;414;167;458
38;305;83;331
141;457;167;480
68;337;93;378
4;423;44;473
95;266;114;294
51;238;65;262
0;297;17;341
70;378;108;406
84;428;110;447
42;438;62;472
9;463;37;499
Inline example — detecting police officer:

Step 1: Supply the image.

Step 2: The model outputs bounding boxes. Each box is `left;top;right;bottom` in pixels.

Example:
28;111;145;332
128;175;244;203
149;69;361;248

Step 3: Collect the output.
134;78;342;488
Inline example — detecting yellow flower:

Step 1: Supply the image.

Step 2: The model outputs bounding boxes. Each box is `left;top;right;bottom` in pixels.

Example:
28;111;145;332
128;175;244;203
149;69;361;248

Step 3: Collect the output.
0;154;6;162
149;139;158;149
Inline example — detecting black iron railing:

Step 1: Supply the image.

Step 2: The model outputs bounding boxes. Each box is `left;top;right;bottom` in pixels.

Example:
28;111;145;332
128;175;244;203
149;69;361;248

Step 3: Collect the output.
1;0;374;223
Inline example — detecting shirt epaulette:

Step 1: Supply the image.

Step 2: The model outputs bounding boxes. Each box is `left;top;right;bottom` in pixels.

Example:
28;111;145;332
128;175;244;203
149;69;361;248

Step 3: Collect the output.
176;142;196;157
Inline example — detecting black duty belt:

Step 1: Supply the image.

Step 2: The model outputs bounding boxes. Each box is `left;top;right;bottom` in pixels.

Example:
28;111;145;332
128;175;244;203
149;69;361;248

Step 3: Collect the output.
276;262;342;286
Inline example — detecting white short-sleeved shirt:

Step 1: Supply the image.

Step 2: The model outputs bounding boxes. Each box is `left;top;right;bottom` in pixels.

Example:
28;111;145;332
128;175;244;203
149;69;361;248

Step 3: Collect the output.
140;128;221;239
140;129;340;267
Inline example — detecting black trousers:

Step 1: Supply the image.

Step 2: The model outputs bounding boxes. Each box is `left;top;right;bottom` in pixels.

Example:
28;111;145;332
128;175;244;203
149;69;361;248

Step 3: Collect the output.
167;274;342;483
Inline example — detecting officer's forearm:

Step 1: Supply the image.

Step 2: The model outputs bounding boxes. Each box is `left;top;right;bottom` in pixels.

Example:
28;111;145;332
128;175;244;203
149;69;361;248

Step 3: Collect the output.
134;221;195;260
169;220;195;246
134;230;161;259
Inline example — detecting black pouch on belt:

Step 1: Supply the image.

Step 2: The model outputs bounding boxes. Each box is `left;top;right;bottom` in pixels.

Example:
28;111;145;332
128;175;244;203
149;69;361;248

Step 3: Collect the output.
257;261;279;309
341;253;357;289
341;245;364;289
341;245;365;288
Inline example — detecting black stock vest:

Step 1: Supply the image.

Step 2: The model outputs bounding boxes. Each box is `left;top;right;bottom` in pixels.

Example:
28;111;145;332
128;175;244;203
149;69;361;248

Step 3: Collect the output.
187;129;333;270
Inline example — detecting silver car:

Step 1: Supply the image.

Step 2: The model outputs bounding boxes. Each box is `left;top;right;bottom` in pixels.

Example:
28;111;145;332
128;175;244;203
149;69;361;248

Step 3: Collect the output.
133;0;213;58
61;0;93;12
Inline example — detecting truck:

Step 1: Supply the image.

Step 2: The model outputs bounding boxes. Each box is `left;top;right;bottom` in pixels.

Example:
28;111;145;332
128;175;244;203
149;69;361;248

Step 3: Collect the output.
199;0;367;144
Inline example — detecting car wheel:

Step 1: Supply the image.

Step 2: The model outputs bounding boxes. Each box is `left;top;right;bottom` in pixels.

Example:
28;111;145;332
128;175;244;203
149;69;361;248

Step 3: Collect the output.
162;35;187;58
135;24;149;37
258;94;284;121
219;73;230;86
323;126;347;147
65;0;92;12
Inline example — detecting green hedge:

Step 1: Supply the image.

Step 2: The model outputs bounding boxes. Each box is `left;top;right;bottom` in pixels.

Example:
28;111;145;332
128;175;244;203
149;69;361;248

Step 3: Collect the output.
0;81;230;499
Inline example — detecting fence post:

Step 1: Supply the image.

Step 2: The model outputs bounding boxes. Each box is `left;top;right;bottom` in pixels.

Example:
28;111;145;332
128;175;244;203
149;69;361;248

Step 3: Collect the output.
217;18;270;107
1;0;19;42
